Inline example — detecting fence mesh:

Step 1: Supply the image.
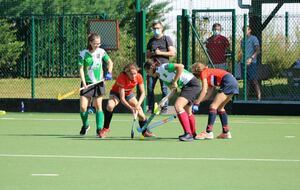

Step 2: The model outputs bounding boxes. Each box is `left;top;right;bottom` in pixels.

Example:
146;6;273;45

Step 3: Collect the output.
0;14;131;99
190;12;300;101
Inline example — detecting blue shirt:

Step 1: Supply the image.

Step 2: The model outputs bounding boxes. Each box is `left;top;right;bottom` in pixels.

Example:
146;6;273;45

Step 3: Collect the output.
241;35;259;63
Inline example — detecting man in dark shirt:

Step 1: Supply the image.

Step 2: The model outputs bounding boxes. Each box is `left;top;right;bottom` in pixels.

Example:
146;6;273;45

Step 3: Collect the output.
146;20;176;113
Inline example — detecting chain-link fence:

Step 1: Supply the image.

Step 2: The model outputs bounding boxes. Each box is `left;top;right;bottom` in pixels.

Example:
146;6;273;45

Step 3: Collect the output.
188;11;300;101
0;14;136;99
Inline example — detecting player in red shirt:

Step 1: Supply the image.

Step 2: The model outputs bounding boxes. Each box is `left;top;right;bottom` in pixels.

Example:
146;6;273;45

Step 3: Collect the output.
99;63;153;138
191;63;239;139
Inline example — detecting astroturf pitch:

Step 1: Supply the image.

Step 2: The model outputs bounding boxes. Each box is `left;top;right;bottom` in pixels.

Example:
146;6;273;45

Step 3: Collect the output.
0;112;299;190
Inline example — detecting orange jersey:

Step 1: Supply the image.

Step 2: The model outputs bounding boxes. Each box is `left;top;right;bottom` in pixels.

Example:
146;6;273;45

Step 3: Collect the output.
199;68;229;87
111;72;144;96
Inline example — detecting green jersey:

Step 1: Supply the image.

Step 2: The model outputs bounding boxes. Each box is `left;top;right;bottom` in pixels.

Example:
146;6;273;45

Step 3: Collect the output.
78;48;110;83
156;63;194;88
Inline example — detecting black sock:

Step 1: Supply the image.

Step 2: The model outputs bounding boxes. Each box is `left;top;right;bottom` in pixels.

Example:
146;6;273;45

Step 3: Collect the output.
103;110;113;129
139;119;147;129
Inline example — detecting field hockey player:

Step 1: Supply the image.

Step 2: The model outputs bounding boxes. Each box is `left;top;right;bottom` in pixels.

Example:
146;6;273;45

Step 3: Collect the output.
78;33;114;136
144;59;201;142
191;63;239;139
101;63;155;138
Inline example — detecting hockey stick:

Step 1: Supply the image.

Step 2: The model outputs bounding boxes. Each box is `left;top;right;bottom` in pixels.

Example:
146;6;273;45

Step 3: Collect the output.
130;110;138;139
147;115;177;131
57;79;104;100
137;88;176;133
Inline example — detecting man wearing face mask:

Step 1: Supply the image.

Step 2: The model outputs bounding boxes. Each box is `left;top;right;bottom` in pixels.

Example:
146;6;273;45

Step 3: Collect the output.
146;20;176;114
206;23;230;70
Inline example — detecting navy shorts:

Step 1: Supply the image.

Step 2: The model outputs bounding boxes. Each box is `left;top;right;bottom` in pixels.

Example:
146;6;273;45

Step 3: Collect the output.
180;77;201;103
219;74;239;95
109;91;135;101
80;81;105;98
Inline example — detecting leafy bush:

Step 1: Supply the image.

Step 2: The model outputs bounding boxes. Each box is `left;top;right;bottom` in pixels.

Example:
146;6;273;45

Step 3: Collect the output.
0;19;24;70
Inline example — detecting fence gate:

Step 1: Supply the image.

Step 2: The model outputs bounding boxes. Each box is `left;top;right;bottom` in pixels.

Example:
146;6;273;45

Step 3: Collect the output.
191;9;236;74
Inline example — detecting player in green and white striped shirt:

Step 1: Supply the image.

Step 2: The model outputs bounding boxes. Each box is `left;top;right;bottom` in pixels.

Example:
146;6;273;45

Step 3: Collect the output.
78;33;114;137
144;59;201;141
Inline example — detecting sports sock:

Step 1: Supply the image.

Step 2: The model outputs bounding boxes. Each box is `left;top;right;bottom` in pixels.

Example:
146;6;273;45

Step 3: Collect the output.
218;110;229;133
103;110;113;129
96;111;104;130
206;108;217;132
80;111;89;127
188;114;196;136
139;119;147;129
177;111;192;134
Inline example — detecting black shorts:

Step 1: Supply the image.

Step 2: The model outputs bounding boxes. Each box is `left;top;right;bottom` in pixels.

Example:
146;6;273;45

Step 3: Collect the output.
179;77;201;104
80;81;105;98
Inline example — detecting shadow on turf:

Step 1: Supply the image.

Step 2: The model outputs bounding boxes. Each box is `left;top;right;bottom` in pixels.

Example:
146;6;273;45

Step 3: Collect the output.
0;133;179;141
67;136;179;141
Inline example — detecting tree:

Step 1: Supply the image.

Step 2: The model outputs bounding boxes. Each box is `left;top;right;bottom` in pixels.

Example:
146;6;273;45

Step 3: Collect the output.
0;19;24;76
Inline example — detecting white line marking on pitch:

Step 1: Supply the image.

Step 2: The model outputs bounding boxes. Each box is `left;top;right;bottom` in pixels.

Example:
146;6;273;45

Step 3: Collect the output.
0;153;299;163
31;174;59;177
285;136;296;138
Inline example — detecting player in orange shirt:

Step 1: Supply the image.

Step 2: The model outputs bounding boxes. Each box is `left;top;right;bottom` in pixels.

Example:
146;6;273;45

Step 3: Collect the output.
191;63;239;139
99;63;153;138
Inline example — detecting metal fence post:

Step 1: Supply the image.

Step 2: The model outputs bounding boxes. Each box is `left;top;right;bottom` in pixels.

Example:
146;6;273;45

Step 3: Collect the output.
31;15;36;99
135;0;146;111
176;15;181;63
182;9;190;70
242;14;248;101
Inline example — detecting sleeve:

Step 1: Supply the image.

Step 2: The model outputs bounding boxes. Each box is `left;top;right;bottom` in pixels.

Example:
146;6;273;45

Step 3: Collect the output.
165;35;174;47
137;74;144;85
147;39;152;50
200;71;206;81
102;52;110;62
78;51;84;66
224;36;230;48
165;63;175;72
253;36;260;47
115;74;126;88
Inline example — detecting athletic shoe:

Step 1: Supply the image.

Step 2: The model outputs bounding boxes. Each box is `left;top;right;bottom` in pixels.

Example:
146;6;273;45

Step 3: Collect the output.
142;130;156;137
79;125;90;136
216;132;232;139
98;128;110;138
194;131;214;140
179;133;194;142
160;107;168;114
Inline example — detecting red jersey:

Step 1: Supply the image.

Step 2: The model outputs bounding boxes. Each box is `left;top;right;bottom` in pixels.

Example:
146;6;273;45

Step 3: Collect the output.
199;68;229;87
206;35;229;64
111;72;144;96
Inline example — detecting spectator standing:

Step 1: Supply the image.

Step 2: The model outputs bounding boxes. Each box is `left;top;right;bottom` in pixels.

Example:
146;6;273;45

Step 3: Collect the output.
146;20;176;114
206;23;230;70
239;25;261;100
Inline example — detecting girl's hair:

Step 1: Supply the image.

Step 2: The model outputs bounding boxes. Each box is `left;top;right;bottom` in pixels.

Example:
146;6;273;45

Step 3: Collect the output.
192;63;207;73
87;33;101;51
123;63;140;73
144;59;160;70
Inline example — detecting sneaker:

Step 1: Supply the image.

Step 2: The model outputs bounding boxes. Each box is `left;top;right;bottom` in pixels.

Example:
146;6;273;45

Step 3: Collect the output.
194;131;214;140
217;132;232;139
179;133;194;142
142;130;156;137
98;128;110;138
160;107;168;114
79;125;90;136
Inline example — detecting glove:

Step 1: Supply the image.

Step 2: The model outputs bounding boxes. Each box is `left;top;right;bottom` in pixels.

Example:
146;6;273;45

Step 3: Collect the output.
192;104;199;113
104;72;112;80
